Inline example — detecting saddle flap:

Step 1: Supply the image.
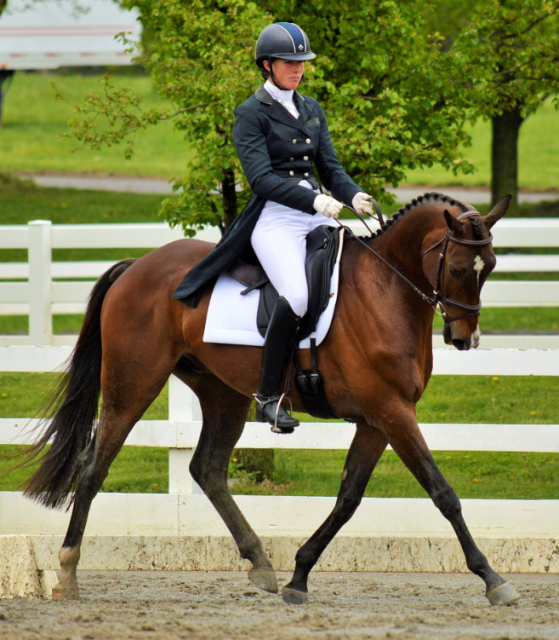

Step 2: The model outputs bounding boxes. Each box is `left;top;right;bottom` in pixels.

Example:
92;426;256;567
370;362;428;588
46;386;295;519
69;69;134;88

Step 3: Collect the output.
300;226;342;337
229;260;267;288
306;224;334;255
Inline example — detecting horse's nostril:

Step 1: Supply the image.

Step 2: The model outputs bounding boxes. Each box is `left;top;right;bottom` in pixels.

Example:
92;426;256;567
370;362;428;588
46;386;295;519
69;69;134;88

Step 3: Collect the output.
452;338;471;351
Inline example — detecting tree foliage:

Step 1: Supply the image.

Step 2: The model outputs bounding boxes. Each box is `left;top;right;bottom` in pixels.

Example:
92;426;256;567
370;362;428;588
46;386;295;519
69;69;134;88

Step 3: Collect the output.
450;0;559;116
446;0;559;211
271;0;474;196
62;0;478;235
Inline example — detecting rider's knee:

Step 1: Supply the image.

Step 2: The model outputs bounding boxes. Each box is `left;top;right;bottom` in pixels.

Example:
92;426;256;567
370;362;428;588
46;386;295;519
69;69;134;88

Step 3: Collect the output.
283;288;308;317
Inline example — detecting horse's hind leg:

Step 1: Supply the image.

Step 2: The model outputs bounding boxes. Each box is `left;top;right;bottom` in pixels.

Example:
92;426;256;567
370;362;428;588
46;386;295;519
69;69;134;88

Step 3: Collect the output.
53;365;173;599
176;369;278;594
283;423;388;604
386;407;520;606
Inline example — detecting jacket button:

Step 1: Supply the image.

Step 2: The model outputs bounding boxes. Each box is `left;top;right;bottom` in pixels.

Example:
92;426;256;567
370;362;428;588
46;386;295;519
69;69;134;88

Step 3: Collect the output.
306;138;311;144
289;171;294;176
290;157;294;161
292;139;297;144
304;156;309;161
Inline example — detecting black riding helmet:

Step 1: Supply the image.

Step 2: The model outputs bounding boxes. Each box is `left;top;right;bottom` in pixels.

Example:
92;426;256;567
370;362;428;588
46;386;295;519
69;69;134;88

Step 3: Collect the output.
255;22;316;88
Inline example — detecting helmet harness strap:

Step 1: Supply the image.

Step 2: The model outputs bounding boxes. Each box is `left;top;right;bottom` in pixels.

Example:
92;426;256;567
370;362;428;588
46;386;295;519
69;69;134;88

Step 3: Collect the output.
267;56;290;91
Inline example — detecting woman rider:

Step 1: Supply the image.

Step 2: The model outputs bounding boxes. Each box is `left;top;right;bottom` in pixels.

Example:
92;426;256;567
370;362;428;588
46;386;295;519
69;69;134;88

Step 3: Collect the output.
174;22;374;430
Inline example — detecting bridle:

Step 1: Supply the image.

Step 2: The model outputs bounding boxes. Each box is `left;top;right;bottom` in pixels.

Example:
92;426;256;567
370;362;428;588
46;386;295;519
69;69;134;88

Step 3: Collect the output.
420;210;493;323
336;208;493;324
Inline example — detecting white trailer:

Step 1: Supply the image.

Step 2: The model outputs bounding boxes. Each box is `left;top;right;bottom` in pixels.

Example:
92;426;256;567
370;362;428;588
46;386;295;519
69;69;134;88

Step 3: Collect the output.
0;0;141;69
0;0;142;121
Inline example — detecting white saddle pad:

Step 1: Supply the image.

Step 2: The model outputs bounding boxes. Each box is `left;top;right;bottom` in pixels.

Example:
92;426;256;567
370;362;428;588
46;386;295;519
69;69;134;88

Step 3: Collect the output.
203;231;345;349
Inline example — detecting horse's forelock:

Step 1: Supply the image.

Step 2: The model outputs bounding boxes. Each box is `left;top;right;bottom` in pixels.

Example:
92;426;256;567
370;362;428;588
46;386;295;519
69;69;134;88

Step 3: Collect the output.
468;215;488;240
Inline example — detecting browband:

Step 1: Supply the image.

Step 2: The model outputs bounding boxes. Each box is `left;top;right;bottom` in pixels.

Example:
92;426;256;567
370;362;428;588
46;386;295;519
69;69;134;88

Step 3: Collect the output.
456;210;481;220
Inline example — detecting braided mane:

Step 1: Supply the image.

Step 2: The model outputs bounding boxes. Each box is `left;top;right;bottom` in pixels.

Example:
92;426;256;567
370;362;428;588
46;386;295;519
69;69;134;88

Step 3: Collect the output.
362;192;470;242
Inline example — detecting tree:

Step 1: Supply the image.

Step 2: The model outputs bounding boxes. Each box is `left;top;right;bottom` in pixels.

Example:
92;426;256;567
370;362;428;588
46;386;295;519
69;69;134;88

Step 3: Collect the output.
447;0;559;214
64;0;475;235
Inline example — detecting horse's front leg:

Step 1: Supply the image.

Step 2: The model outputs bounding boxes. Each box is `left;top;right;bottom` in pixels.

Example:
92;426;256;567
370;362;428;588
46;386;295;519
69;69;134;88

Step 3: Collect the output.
283;422;388;604
385;405;520;606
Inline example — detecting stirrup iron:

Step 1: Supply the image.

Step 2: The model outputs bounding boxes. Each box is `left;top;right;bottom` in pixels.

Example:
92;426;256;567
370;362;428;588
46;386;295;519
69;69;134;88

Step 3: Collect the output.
254;393;298;435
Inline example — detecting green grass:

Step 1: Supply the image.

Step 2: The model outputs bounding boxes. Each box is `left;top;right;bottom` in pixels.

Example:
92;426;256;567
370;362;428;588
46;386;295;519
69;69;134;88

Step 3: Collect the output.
433;307;559;332
0;72;192;177
3;445;556;499
0;372;168;420
0;445;170;495
272;450;559;500
1;73;558;189
0;173;165;225
405;101;559;190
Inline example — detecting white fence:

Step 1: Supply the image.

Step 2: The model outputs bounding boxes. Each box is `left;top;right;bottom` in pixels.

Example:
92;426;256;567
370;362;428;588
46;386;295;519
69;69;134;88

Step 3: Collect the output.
1;219;558;540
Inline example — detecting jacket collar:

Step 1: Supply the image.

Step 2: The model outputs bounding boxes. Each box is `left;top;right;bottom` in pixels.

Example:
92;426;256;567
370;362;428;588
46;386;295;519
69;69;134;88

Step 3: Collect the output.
255;84;312;135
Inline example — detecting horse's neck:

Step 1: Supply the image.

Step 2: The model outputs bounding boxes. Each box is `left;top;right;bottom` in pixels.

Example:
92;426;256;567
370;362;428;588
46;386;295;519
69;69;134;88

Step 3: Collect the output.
370;205;440;274
343;205;440;337
368;205;440;291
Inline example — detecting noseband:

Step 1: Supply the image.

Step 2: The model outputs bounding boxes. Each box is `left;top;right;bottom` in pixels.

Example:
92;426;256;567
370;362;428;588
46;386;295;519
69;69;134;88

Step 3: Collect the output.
420;211;493;324
337;209;493;324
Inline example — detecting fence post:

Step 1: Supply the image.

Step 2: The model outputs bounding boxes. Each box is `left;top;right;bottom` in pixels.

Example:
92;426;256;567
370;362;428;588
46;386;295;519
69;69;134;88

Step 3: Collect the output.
168;375;203;494
28;220;52;346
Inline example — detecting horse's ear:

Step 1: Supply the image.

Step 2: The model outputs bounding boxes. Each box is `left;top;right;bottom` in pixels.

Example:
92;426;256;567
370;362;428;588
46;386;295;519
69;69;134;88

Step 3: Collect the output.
484;194;511;229
444;209;465;236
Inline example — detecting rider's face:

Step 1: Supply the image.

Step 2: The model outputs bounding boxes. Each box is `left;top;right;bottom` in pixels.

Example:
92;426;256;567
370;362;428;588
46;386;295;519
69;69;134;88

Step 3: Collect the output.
264;59;305;90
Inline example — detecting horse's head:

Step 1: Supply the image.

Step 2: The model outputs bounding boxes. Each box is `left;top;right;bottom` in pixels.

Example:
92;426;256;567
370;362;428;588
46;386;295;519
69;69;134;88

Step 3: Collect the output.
422;195;510;351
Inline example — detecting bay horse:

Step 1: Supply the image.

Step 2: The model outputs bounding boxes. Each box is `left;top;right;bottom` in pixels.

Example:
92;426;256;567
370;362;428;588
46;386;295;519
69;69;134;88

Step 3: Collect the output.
24;192;519;606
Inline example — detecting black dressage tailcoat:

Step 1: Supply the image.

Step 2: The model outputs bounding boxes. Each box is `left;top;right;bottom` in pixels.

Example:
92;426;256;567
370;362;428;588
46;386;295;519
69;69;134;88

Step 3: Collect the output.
173;84;362;307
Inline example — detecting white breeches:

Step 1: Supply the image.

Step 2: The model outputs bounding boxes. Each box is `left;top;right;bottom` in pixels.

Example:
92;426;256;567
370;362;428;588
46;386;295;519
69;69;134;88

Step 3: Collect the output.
251;197;337;317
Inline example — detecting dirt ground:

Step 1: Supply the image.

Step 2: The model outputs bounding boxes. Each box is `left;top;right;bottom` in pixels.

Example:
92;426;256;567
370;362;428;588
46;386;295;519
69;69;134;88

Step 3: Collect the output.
0;571;558;640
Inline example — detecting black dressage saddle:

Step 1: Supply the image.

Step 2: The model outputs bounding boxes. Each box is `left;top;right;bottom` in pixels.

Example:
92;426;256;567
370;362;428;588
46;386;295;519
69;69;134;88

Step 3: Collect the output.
228;225;343;420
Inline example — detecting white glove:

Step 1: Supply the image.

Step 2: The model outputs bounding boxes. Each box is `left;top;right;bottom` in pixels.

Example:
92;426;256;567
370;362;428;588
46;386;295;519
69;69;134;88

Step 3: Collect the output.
313;194;344;219
352;192;374;216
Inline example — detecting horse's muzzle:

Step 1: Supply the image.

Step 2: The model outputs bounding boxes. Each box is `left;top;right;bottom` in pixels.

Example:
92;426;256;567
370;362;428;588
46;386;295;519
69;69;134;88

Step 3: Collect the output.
444;323;472;351
451;337;471;351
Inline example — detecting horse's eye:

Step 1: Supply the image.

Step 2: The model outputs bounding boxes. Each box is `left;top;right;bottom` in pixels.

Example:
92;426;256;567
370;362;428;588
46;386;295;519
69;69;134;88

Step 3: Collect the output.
449;267;462;279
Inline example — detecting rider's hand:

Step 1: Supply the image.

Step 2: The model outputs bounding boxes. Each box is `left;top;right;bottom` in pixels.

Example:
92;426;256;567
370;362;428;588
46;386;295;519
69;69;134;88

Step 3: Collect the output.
313;194;344;219
352;192;374;216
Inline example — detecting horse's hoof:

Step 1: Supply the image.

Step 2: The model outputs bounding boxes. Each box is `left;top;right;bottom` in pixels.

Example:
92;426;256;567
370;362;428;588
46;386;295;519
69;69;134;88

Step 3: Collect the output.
486;582;520;606
248;567;278;594
282;587;309;605
52;582;79;600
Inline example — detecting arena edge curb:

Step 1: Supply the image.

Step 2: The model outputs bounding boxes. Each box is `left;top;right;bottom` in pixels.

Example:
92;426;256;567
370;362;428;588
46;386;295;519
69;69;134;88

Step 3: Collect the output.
1;534;558;598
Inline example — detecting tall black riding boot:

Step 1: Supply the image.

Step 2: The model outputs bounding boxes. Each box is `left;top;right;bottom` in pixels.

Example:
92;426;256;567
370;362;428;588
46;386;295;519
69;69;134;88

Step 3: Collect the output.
255;296;301;433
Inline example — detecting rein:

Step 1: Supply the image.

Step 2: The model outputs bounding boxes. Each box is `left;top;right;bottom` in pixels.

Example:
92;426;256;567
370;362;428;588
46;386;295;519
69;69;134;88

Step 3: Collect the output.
335;208;493;324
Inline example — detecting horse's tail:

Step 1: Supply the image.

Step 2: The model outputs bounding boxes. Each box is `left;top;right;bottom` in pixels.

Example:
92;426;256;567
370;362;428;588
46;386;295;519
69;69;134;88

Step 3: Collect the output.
23;259;136;510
